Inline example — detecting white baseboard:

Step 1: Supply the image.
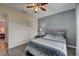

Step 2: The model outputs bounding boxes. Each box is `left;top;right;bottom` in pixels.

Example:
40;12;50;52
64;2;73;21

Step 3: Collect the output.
67;45;76;48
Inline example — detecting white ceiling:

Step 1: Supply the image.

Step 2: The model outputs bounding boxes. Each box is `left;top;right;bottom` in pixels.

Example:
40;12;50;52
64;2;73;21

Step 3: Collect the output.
4;3;75;19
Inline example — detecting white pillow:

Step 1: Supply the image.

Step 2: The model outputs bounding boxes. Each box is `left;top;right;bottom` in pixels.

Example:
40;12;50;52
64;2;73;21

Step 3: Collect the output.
53;32;64;37
42;35;65;42
53;36;65;41
42;35;54;39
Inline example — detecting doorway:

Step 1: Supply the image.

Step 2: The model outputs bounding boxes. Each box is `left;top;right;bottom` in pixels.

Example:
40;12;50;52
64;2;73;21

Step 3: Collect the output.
0;13;8;55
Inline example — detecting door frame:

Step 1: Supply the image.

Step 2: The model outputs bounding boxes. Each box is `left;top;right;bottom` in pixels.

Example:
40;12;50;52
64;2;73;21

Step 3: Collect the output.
0;12;9;55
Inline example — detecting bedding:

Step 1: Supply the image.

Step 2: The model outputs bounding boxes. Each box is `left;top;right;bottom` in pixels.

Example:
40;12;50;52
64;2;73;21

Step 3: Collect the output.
42;34;54;40
26;38;67;56
26;29;67;56
42;34;66;42
26;41;65;56
45;29;67;39
52;31;65;37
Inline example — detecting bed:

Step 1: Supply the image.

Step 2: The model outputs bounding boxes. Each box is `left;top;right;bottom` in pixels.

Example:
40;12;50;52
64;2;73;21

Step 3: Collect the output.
26;29;67;56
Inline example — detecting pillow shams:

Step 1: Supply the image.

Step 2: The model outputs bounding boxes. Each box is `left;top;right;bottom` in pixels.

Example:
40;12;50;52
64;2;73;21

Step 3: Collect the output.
42;34;65;41
53;32;64;37
42;35;54;39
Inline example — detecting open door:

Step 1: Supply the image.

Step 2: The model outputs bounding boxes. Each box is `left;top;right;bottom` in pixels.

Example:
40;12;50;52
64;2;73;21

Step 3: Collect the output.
0;13;8;56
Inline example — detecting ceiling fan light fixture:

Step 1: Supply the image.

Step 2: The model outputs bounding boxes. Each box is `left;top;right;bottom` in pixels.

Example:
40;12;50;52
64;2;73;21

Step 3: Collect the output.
27;3;48;13
34;6;39;12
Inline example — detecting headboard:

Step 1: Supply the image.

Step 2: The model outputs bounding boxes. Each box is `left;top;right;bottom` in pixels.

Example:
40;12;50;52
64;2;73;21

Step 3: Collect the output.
44;29;67;39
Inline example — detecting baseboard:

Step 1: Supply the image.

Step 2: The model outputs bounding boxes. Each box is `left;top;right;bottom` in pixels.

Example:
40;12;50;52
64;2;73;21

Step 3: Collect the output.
67;45;76;49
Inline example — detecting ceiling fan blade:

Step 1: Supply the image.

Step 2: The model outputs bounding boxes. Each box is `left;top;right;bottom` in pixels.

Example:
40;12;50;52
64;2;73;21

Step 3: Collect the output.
41;3;48;5
40;7;46;11
27;6;34;8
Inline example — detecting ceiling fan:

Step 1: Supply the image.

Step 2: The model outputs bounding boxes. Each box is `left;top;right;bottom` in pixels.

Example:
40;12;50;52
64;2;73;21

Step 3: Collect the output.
26;3;48;13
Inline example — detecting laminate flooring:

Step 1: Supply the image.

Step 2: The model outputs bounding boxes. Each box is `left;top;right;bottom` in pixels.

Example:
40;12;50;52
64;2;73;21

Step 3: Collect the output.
0;44;76;56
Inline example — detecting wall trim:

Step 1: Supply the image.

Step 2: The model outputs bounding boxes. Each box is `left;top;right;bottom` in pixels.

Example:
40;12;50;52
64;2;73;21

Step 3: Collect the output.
67;45;76;48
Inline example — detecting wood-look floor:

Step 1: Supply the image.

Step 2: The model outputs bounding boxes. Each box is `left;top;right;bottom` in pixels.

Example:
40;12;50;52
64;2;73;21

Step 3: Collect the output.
0;44;76;56
67;47;76;56
0;40;8;56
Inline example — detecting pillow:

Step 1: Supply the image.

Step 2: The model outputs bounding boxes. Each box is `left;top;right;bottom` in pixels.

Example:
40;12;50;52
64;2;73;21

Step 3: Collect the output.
53;36;65;41
42;34;54;39
42;34;65;42
53;32;65;37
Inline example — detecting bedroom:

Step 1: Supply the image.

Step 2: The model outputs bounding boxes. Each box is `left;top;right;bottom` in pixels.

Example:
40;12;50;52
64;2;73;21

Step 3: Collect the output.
0;3;77;56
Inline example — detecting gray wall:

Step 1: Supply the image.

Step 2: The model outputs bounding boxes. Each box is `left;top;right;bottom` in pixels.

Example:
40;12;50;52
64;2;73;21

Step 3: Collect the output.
39;9;76;46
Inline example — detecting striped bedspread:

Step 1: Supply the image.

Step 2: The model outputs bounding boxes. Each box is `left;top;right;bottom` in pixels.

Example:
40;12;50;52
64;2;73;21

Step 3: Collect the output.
26;41;65;56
